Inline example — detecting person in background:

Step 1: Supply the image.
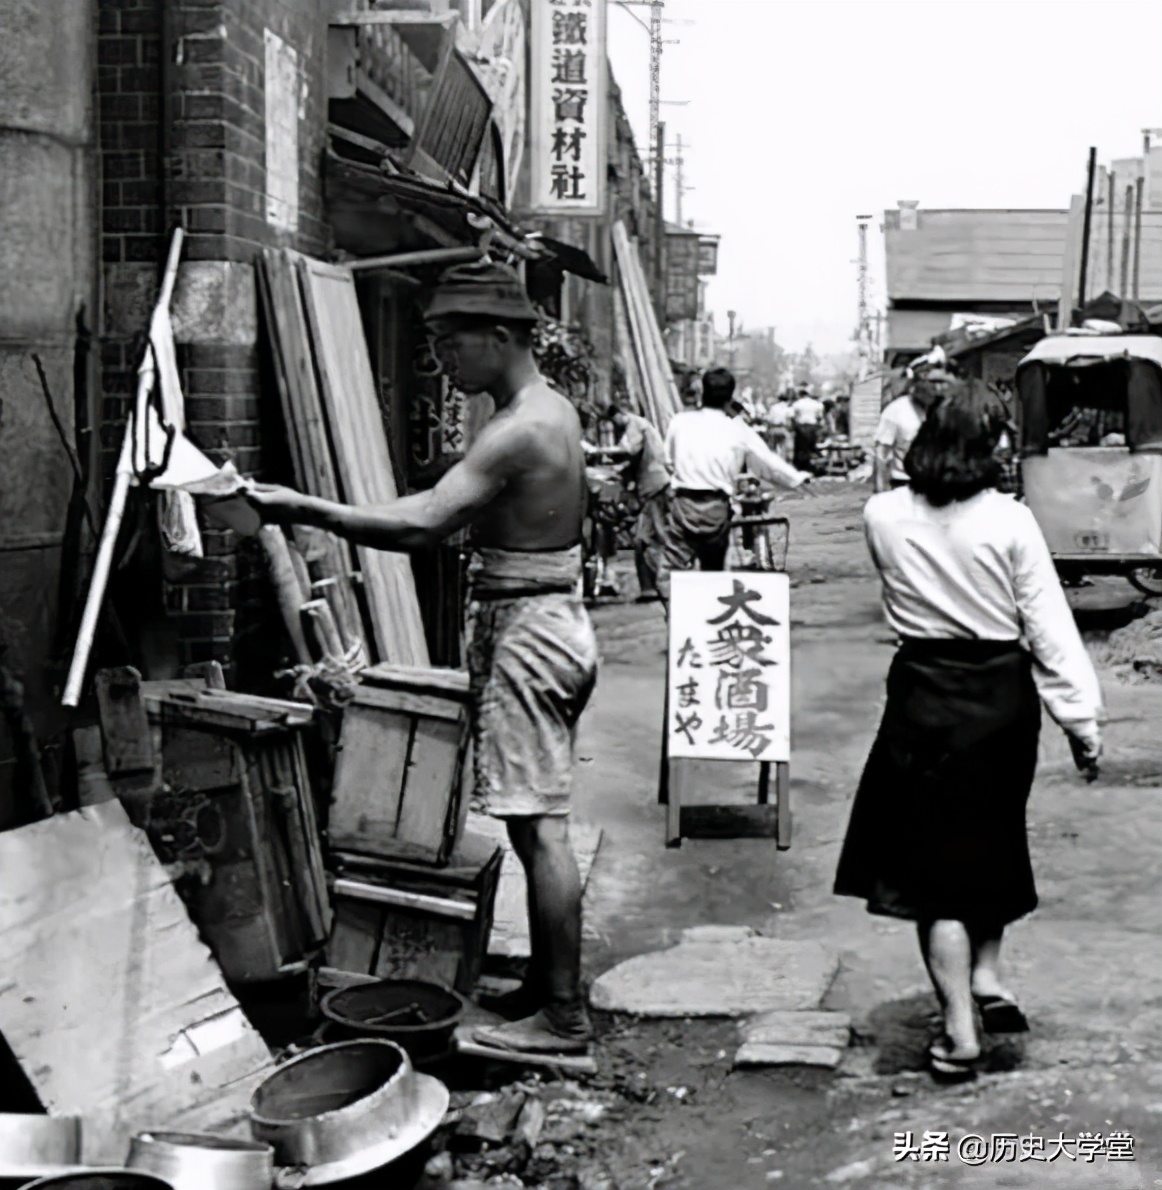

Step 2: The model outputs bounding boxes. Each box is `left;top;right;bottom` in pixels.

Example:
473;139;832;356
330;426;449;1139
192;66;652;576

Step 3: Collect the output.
764;391;792;459
607;403;672;601
872;368;949;493
790;386;826;471
656;366;811;601
834;386;1103;1080
246;261;598;1056
834;395;852;438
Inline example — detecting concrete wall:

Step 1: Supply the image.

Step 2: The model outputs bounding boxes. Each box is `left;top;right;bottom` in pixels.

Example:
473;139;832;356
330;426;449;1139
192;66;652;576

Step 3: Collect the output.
0;0;97;822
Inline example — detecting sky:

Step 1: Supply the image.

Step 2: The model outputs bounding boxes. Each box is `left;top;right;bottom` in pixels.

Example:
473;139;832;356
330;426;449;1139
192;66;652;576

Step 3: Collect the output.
605;0;1162;356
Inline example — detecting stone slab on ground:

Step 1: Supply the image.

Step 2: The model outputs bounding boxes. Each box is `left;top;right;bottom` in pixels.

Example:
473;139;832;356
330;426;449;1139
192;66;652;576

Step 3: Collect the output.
469;815;603;958
733;1043;844;1070
740;1009;852;1048
589;933;838;1017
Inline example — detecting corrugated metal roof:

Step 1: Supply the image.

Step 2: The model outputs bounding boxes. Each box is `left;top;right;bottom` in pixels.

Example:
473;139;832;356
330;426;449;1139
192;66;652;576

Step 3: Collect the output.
885;209;1070;303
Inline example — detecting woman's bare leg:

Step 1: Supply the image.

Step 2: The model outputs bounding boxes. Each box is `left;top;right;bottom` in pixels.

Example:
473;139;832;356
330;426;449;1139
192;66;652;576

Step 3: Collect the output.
968;924;1015;1002
918;919;979;1058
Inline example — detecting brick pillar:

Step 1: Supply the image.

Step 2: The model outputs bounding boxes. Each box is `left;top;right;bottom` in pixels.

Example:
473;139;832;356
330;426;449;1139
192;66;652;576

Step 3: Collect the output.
98;0;329;685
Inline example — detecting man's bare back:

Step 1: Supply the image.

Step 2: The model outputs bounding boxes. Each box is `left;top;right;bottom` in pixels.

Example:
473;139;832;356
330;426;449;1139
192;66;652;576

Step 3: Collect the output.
468;379;587;552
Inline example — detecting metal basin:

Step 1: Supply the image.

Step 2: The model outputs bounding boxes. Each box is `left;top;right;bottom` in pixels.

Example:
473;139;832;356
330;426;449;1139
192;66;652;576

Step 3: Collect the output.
18;1174;173;1190
126;1132;273;1190
319;979;465;1063
249;1039;449;1186
0;1114;81;1181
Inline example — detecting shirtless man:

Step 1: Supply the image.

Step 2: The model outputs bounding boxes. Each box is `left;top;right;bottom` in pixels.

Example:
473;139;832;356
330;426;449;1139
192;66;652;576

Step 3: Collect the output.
247;260;597;1054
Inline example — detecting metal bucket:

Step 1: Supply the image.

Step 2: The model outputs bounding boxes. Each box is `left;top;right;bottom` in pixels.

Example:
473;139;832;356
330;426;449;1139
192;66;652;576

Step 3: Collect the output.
18;1174;173;1190
126;1132;273;1190
0;1115;81;1181
318;979;465;1063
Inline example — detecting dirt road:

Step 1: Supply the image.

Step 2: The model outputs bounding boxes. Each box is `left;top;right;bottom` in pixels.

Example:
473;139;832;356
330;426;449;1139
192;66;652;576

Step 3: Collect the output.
565;480;1162;1190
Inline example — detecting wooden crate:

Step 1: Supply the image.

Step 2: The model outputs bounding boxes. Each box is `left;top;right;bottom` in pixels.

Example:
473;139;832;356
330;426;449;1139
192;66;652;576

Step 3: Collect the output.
114;681;331;984
329;664;473;867
325;832;503;996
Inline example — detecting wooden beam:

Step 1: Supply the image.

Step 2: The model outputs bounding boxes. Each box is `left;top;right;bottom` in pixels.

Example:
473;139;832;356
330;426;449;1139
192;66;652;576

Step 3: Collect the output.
330;11;458;27
332;878;477;922
347;245;485;273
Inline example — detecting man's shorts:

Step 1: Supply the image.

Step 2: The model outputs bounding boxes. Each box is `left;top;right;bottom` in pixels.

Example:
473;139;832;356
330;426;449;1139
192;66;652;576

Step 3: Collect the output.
466;592;598;818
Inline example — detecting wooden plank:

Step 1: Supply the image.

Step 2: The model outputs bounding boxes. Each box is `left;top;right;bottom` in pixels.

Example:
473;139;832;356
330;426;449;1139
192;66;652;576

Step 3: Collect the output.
361;662;472;699
327;898;383;973
776;761;793;851
329;704;413;853
393;714;465;862
678;803;781;840
332;878;477;922
257;250;368;657
351;683;467;723
453;1027;597;1075
665;758;688;849
296;256;429;667
0;802;273;1161
94;667;153;776
371;913;463;989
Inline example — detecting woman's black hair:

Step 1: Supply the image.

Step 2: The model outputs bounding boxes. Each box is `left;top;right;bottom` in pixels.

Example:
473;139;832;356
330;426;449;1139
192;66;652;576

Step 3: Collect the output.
904;382;1007;506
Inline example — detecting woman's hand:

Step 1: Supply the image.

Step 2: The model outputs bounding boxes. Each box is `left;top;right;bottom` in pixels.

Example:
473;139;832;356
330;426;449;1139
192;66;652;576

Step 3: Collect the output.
1066;723;1102;782
244;483;315;527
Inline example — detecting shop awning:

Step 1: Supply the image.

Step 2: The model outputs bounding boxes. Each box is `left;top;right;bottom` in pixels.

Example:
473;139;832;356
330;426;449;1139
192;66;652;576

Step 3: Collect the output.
325;152;606;282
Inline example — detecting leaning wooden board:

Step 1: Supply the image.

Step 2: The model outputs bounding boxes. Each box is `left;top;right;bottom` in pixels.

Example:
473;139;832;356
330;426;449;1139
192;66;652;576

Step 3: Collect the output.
0;801;273;1162
296;256;429;668
256;249;367;658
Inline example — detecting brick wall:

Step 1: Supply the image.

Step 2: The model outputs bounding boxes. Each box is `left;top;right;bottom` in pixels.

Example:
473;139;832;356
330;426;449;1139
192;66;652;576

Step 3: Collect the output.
97;0;330;684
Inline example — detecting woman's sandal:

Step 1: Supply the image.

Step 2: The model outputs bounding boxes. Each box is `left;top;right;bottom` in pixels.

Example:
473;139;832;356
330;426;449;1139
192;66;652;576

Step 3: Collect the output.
973;994;1029;1034
928;1039;982;1082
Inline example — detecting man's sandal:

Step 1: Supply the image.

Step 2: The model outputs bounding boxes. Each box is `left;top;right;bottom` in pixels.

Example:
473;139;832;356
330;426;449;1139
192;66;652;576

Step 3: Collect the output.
973;994;1029;1034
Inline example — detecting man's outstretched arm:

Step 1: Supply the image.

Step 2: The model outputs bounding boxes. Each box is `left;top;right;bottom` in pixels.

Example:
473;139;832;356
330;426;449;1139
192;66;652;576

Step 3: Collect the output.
247;425;516;551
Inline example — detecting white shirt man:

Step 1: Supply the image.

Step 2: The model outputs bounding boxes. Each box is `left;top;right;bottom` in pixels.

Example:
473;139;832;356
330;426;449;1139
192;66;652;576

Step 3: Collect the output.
656;372;810;600
874;394;926;490
790;392;825;428
665;405;807;495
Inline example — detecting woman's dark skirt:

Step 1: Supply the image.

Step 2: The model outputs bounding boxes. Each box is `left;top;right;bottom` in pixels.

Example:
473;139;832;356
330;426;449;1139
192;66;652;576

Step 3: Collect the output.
833;638;1041;930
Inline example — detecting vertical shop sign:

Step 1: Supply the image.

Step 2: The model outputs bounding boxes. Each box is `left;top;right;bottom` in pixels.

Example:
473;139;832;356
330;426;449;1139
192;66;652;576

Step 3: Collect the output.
264;29;300;232
667;572;791;762
529;0;607;216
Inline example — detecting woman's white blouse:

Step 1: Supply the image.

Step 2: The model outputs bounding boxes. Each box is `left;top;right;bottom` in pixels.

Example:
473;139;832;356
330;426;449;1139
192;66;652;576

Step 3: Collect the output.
864;486;1104;730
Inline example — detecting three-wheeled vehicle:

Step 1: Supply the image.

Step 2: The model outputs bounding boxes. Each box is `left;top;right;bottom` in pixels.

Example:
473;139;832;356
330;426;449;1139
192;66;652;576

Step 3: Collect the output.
1016;332;1162;594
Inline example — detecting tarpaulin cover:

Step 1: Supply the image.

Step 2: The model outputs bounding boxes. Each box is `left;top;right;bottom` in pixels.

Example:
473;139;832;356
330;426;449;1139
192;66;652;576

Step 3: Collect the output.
1022;448;1162;557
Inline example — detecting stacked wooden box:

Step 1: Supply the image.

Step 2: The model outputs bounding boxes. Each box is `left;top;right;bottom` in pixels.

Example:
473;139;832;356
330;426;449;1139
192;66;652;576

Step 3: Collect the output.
326;663;502;995
95;667;331;984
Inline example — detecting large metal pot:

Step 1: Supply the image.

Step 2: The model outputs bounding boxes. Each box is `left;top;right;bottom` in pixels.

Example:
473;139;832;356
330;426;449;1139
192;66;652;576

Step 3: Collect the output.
0;1114;81;1181
126;1132;273;1190
249;1039;449;1186
18;1174;173;1190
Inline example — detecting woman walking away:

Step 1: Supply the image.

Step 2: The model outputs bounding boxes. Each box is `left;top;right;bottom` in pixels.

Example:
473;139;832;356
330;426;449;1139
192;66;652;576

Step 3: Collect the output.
833;386;1103;1080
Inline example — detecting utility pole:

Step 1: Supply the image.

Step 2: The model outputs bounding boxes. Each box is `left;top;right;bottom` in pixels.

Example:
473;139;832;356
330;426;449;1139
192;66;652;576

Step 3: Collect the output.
673;133;693;226
615;1;682;200
855;215;874;379
648;1;663;164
